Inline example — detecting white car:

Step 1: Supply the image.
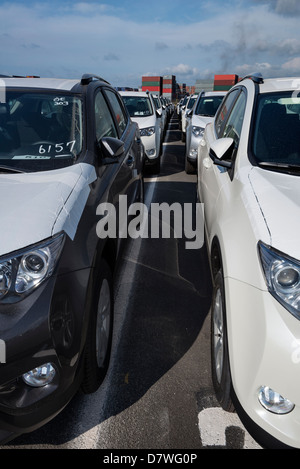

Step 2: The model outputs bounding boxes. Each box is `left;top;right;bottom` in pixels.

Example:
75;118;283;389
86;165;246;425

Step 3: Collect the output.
197;73;300;448
184;91;226;173
176;98;184;116
120;91;161;174
152;94;167;138
181;94;198;142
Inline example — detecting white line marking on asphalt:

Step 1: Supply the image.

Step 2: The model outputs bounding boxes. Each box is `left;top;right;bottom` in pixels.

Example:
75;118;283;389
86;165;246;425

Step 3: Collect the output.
198;407;262;449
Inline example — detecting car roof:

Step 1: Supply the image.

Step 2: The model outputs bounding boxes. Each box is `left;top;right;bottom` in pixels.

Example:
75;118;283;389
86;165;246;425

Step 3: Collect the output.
119;91;149;97
0;74;113;92
203;91;227;96
259;77;300;93
237;75;300;94
0;77;81;91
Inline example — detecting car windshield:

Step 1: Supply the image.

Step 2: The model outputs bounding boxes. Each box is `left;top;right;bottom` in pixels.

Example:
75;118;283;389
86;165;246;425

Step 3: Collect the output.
122;96;153;117
252;92;300;167
195;95;224;117
0;90;83;172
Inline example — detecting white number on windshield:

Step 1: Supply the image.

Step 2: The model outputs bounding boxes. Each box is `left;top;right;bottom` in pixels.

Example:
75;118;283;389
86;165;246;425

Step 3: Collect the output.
38;141;76;155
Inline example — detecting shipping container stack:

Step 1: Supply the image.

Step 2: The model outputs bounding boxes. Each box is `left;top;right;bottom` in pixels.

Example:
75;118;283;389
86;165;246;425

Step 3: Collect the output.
186;85;196;95
141;76;162;95
213;74;239;91
176;83;186;100
162;75;176;101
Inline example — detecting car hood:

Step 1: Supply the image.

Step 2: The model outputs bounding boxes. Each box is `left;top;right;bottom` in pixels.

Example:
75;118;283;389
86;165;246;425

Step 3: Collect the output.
130;115;156;129
0;163;97;257
249;167;300;259
192;115;214;128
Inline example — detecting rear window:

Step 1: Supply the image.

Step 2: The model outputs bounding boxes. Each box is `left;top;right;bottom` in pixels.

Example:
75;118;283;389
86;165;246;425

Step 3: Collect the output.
122;96;153;117
195;95;224;117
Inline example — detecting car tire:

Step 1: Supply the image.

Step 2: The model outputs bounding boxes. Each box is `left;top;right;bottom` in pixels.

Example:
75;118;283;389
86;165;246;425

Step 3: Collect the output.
150;157;160;175
81;260;113;394
185;157;195;174
210;269;235;412
138;176;144;203
181;132;186;142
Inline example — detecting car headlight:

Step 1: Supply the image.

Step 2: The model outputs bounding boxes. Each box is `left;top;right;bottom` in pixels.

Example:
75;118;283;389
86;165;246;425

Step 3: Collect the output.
0;234;65;302
140;126;155;137
258;241;300;319
192;126;205;138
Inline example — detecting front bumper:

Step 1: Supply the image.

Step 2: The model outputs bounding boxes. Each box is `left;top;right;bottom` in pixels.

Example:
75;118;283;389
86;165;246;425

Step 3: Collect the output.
0;268;91;443
187;134;203;164
140;134;159;161
225;277;300;448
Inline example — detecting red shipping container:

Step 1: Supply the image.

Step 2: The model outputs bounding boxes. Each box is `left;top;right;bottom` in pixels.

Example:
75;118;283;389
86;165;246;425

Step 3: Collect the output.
142;86;161;92
214;79;237;86
214;74;238;81
142;76;161;82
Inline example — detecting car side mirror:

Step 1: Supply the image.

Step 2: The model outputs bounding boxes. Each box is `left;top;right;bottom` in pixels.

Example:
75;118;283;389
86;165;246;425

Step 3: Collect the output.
209;138;234;169
156;109;162;117
99;136;125;164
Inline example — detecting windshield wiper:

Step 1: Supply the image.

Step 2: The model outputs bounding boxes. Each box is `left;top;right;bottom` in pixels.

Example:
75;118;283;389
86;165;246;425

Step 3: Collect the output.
258;162;300;174
0;165;25;174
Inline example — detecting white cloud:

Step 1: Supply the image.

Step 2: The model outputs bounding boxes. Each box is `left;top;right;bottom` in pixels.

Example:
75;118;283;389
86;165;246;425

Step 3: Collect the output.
165;64;199;76
282;57;300;72
235;62;272;76
1;1;300;87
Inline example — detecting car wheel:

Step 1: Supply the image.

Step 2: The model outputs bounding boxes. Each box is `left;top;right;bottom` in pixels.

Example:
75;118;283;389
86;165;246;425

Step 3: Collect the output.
81;260;113;394
210;269;235;412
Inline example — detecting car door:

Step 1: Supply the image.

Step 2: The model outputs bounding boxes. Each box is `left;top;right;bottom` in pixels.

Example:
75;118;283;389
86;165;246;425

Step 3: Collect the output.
199;88;247;240
103;88;140;207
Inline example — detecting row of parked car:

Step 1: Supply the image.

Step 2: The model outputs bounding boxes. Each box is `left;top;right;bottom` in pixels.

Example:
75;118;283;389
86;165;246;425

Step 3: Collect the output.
120;90;173;174
1;71;300;449
192;73;300;449
177;91;226;173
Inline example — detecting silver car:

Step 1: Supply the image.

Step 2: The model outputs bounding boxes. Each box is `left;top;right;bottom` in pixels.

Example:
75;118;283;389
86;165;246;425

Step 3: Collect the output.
185;91;226;173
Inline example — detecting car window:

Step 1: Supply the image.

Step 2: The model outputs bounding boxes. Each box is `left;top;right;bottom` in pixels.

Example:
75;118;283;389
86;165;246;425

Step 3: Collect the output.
104;89;128;136
0;90;83;172
122;96;153;117
94;91;118;141
195;95;224;117
187;97;197;110
215;89;240;137
221;90;247;146
152;96;162;110
252;92;300;165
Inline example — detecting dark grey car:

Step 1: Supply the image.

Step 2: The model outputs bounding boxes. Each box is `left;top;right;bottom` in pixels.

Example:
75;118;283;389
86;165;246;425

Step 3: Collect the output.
0;74;144;443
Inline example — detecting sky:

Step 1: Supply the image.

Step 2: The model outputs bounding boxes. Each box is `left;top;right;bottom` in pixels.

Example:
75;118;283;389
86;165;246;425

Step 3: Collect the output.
1;0;300;88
